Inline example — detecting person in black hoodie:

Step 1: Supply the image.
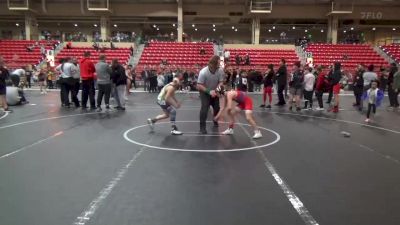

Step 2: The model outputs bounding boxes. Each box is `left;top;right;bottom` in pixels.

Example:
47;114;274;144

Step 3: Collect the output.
111;59;127;110
237;70;248;92
0;57;12;112
260;64;275;108
275;59;287;106
388;62;399;109
353;64;364;110
328;62;342;113
231;69;238;89
288;61;303;112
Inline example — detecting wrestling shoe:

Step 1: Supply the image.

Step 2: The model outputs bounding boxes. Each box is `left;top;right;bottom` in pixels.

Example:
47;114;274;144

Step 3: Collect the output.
222;128;234;135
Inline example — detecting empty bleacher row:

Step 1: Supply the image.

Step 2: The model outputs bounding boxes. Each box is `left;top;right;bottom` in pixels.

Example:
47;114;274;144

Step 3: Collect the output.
381;44;400;64
305;44;389;71
55;47;131;65
136;41;213;73
225;48;299;70
0;40;58;69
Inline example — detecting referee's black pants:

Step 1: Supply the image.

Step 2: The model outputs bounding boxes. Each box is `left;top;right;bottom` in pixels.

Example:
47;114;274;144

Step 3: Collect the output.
199;92;220;130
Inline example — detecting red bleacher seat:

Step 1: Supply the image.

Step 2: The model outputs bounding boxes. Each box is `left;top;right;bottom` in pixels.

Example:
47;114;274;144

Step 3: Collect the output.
137;42;214;73
225;48;300;70
305;44;389;71
55;47;131;66
0;40;57;69
381;44;400;63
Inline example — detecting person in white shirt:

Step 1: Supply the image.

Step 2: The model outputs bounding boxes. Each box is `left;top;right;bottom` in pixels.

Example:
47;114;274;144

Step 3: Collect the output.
224;50;230;64
303;67;315;110
157;72;165;92
10;68;25;87
60;57;79;107
361;64;378;110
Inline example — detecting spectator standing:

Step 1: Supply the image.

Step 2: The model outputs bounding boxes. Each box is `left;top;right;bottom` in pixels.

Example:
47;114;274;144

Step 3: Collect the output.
60;57;79;108
141;66;150;92
235;54;241;66
303;67;315;110
224;50;230;64
200;47;206;55
237;70;248;92
314;66;328;110
95;55;112;112
244;54;250;65
25;65;33;88
46;68;54;89
71;57;81;108
157;72;165;92
288;61;304;112
111;59;127;110
149;69;158;93
36;66;47;94
328;62;343;113
275;59;287;106
388;63;399;109
79;51;96;110
353;64;365;110
390;67;400;110
231;69;238;89
126;65;133;96
260;64;275;108
0;58;12;112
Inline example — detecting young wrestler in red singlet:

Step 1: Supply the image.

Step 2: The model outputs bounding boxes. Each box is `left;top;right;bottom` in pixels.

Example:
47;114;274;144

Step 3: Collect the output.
214;86;262;139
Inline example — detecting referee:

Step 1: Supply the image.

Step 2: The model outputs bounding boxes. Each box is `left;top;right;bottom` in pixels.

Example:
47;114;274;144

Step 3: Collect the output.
196;55;224;134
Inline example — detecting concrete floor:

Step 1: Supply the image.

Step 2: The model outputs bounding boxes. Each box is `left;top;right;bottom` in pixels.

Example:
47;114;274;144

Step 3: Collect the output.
0;91;399;225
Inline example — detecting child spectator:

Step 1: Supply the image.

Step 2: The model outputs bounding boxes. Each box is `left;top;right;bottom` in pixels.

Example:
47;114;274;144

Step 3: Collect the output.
363;80;384;123
303;67;315;110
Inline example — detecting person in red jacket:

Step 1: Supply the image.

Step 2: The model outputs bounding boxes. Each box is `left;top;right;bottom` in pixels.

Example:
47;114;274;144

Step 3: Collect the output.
79;51;96;109
314;66;329;110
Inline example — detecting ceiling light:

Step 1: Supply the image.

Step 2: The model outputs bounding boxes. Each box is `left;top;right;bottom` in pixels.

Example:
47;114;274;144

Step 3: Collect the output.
16;23;19;27
305;29;308;33
372;27;376;31
350;27;354;30
272;26;276;29
153;24;157;28
94;24;98;27
268;29;271;32
232;26;235;29
393;28;396;31
321;29;324;33
173;24;175;27
344;30;347;33
292;26;295;30
195;28;198;31
157;28;159;31
213;24;215;27
235;29;238;32
213;28;216;32
74;24;78;27
113;24;117;27
192;24;195;27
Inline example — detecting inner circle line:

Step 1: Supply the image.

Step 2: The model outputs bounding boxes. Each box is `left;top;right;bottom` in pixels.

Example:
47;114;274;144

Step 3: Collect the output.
123;121;281;152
